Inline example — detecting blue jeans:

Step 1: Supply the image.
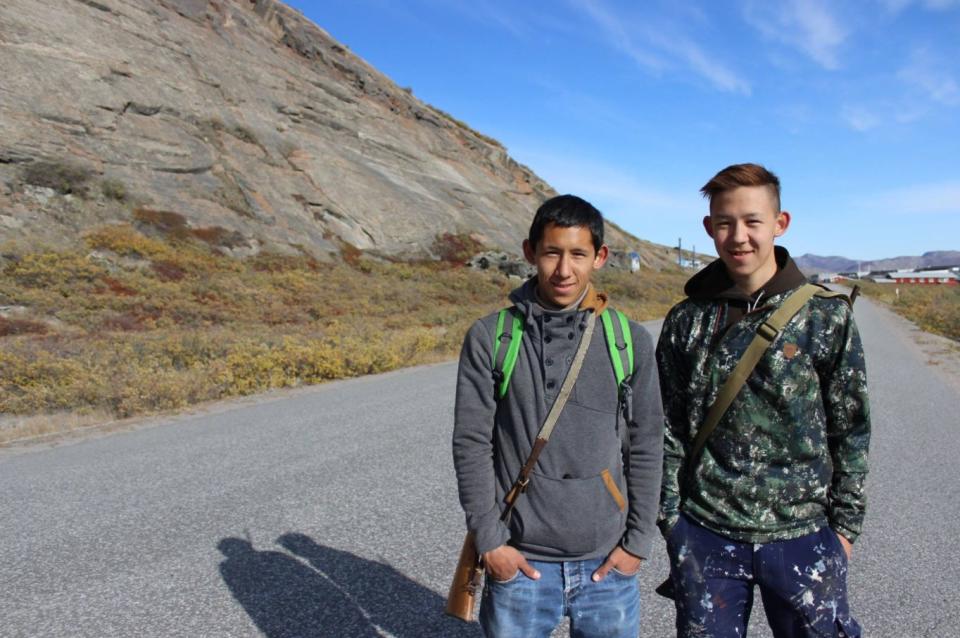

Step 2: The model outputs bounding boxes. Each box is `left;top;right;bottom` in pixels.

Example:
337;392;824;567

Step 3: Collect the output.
667;515;862;638
479;556;640;638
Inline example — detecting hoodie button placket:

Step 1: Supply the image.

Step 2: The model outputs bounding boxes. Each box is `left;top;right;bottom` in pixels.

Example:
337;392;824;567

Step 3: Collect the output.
543;311;580;400
543;331;555;392
543;317;565;398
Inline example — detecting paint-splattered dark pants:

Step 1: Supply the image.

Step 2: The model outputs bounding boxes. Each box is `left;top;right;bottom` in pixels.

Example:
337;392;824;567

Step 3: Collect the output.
667;515;861;637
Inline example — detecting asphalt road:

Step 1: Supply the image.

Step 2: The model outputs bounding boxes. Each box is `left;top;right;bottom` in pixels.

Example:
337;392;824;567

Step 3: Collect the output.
1;293;958;637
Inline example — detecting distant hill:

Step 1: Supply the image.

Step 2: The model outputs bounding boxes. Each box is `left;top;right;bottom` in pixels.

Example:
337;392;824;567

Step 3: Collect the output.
795;251;960;274
0;0;682;269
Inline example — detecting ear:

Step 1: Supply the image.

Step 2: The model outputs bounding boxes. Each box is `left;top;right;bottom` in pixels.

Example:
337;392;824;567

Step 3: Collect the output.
522;239;535;265
774;211;791;237
592;244;609;270
702;215;714;238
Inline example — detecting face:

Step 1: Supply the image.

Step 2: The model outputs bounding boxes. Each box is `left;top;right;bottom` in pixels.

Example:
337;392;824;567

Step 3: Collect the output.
703;185;790;294
523;223;608;308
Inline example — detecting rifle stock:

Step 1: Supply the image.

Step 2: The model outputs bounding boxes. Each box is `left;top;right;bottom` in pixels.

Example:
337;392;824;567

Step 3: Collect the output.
444;531;483;622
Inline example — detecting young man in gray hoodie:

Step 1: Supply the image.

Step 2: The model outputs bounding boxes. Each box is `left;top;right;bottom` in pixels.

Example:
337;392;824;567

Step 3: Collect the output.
452;195;664;637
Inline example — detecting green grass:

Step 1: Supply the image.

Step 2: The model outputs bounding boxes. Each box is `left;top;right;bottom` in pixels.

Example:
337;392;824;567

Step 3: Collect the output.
0;225;690;440
856;280;960;342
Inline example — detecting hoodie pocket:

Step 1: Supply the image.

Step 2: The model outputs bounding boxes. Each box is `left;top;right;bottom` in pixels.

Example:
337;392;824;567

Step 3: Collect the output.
511;469;626;555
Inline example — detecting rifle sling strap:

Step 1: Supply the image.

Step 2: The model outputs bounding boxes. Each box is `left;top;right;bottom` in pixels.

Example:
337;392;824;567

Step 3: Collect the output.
688;283;821;466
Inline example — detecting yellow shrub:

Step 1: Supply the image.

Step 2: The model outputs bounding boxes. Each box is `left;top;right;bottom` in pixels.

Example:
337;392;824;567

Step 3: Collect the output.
0;228;692;425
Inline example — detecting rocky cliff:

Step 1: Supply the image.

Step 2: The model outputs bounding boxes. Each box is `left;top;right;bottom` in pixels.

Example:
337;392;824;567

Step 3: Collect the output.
0;0;656;262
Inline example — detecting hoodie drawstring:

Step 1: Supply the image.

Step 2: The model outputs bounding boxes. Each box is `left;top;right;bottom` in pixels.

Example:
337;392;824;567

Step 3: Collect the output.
746;289;766;313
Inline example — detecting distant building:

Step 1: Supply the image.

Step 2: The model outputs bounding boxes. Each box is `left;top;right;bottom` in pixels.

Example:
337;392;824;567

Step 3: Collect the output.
887;269;959;285
916;264;960;273
864;268;959;285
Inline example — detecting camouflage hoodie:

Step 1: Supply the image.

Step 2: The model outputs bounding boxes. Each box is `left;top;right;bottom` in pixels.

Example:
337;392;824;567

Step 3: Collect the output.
656;247;870;543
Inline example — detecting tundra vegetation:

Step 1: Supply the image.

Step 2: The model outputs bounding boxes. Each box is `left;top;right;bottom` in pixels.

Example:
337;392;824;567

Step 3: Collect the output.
0;225;689;443
857;280;960;342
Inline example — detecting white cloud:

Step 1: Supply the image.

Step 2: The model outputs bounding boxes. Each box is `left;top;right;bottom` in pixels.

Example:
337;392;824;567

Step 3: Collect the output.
511;146;703;244
742;0;848;70
892;104;929;123
866;182;960;215
898;49;960;107
530;153;693;212
880;0;960;12
570;0;666;72
879;0;913;10
648;31;752;95
470;0;527;38
841;105;882;131
834;49;959;131
569;0;751;94
526;78;651;134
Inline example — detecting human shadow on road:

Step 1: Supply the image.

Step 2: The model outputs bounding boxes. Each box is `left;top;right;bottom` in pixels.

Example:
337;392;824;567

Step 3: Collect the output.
217;534;481;638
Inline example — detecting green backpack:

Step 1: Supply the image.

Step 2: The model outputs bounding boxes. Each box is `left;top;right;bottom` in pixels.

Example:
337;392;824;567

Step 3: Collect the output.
491;307;634;401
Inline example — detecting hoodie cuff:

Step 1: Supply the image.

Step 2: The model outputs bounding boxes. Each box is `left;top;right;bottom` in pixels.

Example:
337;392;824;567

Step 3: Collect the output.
470;508;512;555
620;528;654;561
829;521;860;544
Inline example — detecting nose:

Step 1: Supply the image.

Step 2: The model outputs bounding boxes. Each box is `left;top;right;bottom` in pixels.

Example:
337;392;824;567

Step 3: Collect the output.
731;221;749;244
555;253;573;278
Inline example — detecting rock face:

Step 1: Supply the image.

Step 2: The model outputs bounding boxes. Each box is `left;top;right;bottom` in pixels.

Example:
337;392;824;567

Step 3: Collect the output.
0;0;647;260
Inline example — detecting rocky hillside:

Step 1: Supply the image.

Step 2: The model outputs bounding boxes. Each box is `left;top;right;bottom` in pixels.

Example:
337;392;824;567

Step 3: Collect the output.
0;0;678;266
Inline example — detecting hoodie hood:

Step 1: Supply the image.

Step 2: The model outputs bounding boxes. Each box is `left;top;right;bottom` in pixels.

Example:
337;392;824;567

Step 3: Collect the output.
684;246;806;329
684;246;805;302
509;278;609;319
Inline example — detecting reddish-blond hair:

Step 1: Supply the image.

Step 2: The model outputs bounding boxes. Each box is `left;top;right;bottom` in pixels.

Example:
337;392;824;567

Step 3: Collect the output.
700;163;781;211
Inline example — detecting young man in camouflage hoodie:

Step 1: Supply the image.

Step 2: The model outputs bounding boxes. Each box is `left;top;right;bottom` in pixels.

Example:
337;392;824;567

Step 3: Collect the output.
657;164;869;637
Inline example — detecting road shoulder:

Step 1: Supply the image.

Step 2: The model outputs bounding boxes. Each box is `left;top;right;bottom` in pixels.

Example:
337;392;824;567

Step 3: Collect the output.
863;295;960;393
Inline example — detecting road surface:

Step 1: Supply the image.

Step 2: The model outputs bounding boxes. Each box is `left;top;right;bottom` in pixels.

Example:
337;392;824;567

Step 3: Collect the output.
1;294;958;637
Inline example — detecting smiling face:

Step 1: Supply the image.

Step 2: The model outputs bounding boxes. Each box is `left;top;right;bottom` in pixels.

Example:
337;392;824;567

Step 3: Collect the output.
704;185;790;294
523;222;608;308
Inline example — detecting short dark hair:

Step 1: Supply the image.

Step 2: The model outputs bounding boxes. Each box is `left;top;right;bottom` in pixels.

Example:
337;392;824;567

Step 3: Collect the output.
701;163;781;211
528;194;604;252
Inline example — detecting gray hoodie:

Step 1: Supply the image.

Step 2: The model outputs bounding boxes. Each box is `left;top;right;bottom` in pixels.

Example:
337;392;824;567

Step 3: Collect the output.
452;279;664;561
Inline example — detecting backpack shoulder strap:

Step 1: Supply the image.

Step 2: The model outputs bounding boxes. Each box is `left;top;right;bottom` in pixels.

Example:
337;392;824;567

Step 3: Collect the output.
492;308;524;399
494;306;641;400
599;308;634;386
812;283;859;307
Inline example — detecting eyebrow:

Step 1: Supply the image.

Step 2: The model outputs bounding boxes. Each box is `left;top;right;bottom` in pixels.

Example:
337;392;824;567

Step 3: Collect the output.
541;242;591;250
712;212;765;220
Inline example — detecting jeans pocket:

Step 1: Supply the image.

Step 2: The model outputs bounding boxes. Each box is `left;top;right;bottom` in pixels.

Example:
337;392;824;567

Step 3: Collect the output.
822;527;850;566
610;565;641;577
489;569;521;585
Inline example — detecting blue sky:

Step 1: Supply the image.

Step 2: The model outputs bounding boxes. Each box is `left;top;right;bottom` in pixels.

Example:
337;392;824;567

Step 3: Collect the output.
286;0;960;260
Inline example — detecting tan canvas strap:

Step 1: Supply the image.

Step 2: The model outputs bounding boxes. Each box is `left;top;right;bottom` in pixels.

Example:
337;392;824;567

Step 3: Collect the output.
688;284;821;465
501;310;598;519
